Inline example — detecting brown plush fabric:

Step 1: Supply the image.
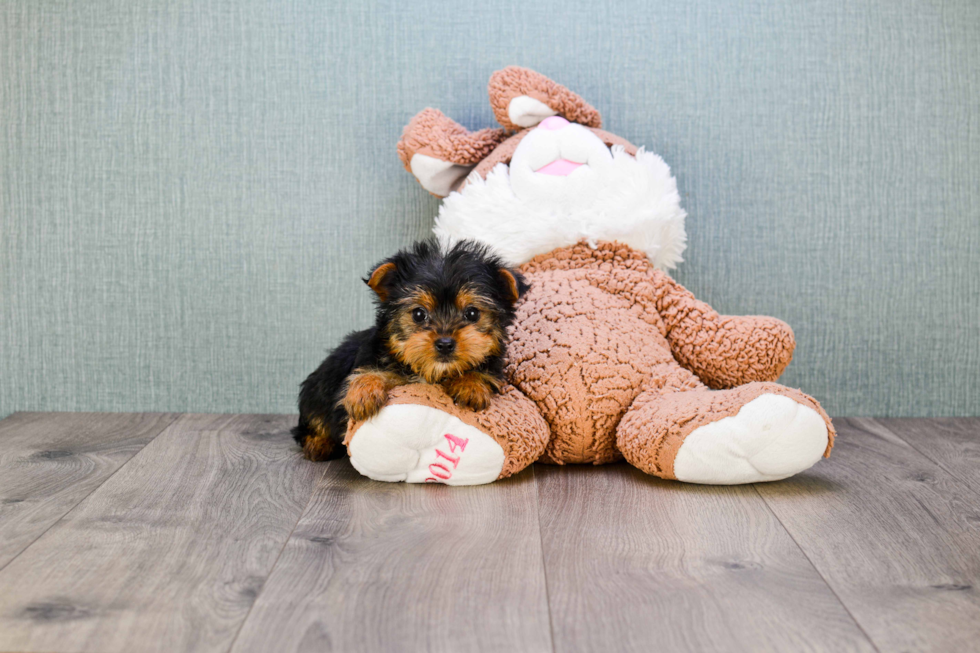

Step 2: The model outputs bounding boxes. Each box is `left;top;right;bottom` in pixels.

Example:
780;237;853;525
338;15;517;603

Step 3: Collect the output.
488;66;602;131
396;108;508;171
345;383;550;480
508;244;677;464
617;382;835;479
505;241;835;466
652;271;797;389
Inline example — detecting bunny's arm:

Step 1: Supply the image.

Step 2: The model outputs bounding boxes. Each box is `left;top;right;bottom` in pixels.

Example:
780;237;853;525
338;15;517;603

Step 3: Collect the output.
651;270;796;389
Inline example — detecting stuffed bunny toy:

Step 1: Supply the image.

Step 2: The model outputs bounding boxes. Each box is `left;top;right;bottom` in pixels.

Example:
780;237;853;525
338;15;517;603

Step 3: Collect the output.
343;67;834;486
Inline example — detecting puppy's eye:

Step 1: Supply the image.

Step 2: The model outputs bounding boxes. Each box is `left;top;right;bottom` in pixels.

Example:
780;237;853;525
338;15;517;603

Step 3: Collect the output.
463;307;480;322
411;308;428;324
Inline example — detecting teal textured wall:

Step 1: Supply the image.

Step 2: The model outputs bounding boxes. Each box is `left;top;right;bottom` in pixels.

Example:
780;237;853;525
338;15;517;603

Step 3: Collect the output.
1;0;978;418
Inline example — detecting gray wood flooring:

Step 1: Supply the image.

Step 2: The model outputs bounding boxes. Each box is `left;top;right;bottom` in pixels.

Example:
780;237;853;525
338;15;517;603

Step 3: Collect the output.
0;413;977;653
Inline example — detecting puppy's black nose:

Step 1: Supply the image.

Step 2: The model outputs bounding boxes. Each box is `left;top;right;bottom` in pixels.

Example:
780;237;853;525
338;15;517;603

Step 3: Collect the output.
434;337;456;354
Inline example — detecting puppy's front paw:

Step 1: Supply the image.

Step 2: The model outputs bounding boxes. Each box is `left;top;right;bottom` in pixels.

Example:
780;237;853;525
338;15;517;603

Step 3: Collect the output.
445;373;497;412
344;373;390;422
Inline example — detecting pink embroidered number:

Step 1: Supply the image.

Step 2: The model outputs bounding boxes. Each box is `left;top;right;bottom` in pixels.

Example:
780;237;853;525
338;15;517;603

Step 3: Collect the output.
444;432;468;453
425;433;470;483
433;448;459;467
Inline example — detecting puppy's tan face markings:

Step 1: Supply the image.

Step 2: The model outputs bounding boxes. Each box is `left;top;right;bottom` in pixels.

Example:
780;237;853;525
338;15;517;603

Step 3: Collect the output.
366;262;397;301
387;286;503;382
413;290;438;313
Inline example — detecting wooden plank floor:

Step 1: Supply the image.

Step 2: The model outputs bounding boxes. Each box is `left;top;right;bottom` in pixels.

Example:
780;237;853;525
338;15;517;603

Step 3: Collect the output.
0;413;977;653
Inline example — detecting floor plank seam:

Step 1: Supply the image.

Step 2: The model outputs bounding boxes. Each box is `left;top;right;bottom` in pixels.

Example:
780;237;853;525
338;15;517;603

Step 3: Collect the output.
751;483;882;653
0;413;182;576
223;462;330;653
5;416;975;651
873;419;980;502
531;465;559;653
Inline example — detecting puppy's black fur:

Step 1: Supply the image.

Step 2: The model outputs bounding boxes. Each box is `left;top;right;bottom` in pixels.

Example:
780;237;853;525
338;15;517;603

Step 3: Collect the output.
292;239;528;461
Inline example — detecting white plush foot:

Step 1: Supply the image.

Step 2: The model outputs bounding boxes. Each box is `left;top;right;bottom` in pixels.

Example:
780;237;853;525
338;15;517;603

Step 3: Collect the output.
348;404;505;486
672;394;829;485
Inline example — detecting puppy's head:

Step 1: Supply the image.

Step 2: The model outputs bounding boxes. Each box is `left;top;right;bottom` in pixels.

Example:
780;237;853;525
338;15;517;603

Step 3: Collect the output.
365;239;528;383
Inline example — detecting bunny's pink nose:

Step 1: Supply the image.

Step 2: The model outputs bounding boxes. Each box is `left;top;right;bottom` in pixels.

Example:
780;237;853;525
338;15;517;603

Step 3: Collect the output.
539;116;569;130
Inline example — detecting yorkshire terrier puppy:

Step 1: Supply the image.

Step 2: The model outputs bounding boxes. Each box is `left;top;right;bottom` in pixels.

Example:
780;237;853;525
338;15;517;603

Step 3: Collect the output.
292;239;529;461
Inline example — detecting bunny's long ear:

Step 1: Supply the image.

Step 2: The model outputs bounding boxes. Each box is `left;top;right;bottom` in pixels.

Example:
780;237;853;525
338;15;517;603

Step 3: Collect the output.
397;108;508;197
488;66;602;131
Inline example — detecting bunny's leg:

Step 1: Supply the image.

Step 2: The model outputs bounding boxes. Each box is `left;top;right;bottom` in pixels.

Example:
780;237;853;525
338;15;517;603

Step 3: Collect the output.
617;381;834;484
344;384;549;486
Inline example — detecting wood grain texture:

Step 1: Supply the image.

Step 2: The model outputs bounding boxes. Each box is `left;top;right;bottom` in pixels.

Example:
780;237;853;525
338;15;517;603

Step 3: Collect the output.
0;413;322;653
756;418;980;652
0;412;178;570
230;461;553;653
535;464;873;653
875;418;980;496
3;413;979;653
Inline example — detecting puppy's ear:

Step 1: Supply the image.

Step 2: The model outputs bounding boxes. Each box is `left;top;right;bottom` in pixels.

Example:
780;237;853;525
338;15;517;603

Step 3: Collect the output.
365;262;397;302
498;268;529;305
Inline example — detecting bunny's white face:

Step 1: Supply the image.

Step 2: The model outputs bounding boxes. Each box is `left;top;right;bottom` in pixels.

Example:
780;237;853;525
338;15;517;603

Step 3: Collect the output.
433;116;688;270
507;116;613;210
